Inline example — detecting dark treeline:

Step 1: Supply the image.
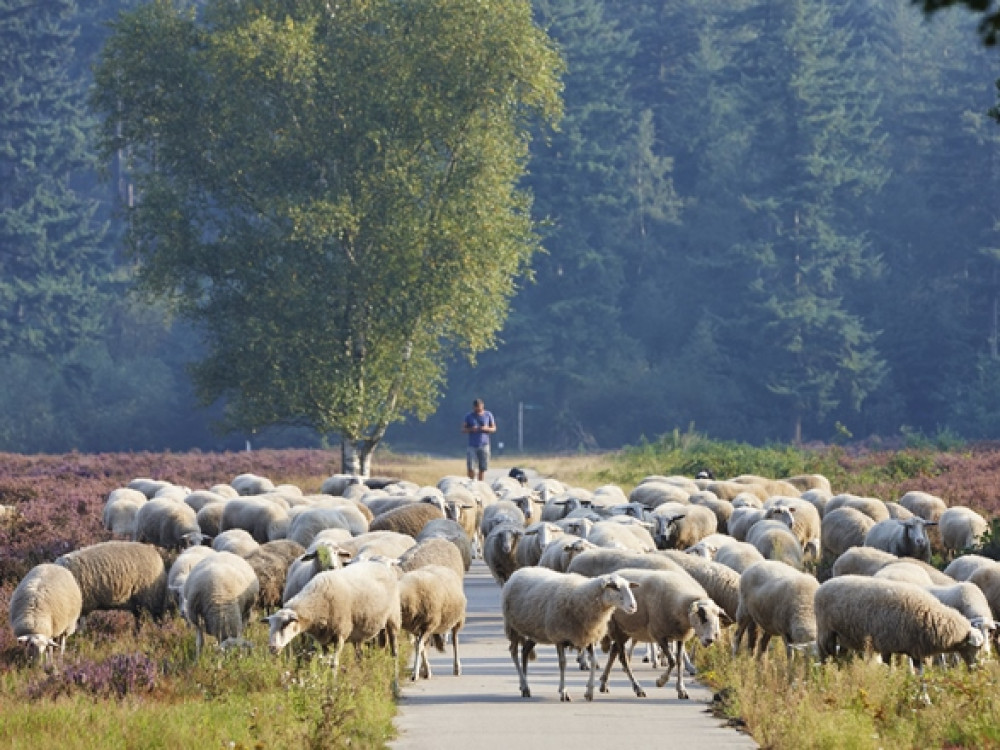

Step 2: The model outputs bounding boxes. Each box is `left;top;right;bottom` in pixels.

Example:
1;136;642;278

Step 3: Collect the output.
3;0;999;454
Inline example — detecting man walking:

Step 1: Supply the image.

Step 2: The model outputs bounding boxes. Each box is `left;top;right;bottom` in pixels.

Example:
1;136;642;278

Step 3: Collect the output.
462;398;496;481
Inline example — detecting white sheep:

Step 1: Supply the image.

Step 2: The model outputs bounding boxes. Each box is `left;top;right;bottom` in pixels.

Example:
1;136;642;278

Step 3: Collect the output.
167;545;217;606
128;478;175;498
501;567;638;702
825;494;890;523
212;528;261;557
134;497;209;550
566;547;683;578
712;541;766;574
282;542;348;604
589;519;656;553
398;564;467;681
179;551;260;657
728;507;765;542
732;560;818;658
243;539;306;612
514;522;566;568
398;537;466;581
230;473;276;496
416;518;474;571
938;506;989;558
830;546;900;578
102;488;148;538
687;491;734;534
820;506;876;562
598;567;726;699
746;519;803;569
924;582;996;655
650;504;717;551
873;562;936;586
287;506;359;547
337;530;417;560
483;522;525;585
815;575;986;690
9;563;83;666
265;560;402;677
55;541;170;623
658;550;742;623
898;491;948;522
195;502;228;538
537;536;598;573
182;490;229;513
864;517;935;562
480;498;528;539
627;481;691;508
220;497;289;543
762;497;821;560
369;502;444;539
944;554;998;581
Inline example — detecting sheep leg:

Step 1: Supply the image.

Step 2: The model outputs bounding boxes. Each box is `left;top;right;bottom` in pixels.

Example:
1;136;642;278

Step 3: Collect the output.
614;638;647;698
598;639;619;693
451;626;462;676
674;640;689;699
329;638;344;672
757;633;772;660
195;628;204;660
584;643;598;702
411;634;425;681
510;637;531;698
556;643;572;702
682;645;697;676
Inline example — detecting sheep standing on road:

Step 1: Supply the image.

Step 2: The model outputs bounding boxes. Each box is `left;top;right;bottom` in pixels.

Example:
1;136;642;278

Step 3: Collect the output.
9;563;83;666
598;568;726;699
398;564;467;681
483;522;524;585
179;551;259;657
502;567;638;702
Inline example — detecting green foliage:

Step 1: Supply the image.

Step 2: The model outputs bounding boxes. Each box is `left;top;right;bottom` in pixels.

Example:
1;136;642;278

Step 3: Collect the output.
969;517;1000;560
91;0;563;459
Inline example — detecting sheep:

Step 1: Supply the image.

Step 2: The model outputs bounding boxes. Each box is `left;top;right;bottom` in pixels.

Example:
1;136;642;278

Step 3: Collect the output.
762;497;822;560
179;551;259;657
830;546;900;578
9;563;83;666
687;491;733;533
730;474;802;497
589;520;656;553
195;502;228;538
683;533;737;559
713;541;766;574
128;478;175;498
705;481;769;502
732;560;818;659
820;506;877;563
480;499;528;539
968;564;1000;624
924;582;996;655
212;529;260;557
287;506;359;548
938;506;989;558
864;517;935;562
785;474;833;494
265;560;402;679
55;541;169;623
746;519;804;569
874;562;936;586
598;568;727;699
209;484;240;499
537;536;598;572
657;550;742;624
398;564;467;681
514;522;566;569
483;522;524;585
540;493;591;523
566;548;683;578
825;494;890;523
243;539;306;612
554;516;596;539
182;490;229;514
627;481;691;508
220;497;289;543
231;473;276;496
728;507;765;542
885;502;915;520
103;488;147;538
944;554;998;581
320;473;364;496
501;567;638;702
167;546;217;606
134;497;209;550
898;491;948;522
398;537;465;580
800;488;832;517
416;518;473;571
814;575;986;693
369;502;444;539
338;530;417;560
650;505;718;551
154;484;192;501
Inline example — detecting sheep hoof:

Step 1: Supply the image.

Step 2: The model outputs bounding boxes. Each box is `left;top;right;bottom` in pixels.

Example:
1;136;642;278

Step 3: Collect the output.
561;692;572;702
655;677;667;688
521;688;531;698
584;691;594;702
636;688;647;698
599;684;609;693
678;689;689;700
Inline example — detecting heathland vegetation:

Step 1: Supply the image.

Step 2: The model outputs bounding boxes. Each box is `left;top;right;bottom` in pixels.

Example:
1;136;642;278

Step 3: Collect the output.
3;438;1000;748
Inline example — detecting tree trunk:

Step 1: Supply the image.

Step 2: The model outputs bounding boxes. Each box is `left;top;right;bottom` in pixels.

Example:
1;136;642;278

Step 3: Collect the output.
341;438;376;478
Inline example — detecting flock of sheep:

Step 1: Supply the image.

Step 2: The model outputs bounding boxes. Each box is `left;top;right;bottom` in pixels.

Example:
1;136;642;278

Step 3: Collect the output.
8;467;1000;707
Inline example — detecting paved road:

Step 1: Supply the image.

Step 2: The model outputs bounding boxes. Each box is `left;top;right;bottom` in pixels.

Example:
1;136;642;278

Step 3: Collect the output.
390;559;758;750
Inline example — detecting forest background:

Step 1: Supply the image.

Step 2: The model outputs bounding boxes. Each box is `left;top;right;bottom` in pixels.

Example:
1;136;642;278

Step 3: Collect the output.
5;0;1000;455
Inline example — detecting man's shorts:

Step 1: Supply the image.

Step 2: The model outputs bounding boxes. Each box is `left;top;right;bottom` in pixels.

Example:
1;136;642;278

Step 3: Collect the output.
467;445;490;473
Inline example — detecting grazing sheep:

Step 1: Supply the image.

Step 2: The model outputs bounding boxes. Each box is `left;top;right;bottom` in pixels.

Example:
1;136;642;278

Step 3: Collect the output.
705;481;769;502
339;530;417;560
265;560;402;677
687;491;734;534
287;506;358;548
728;507;765;542
231;473;276;496
820;507;876;563
830;546;900;578
220;497;290;544
320;473;364;496
213;529;261;557
815;575;986;687
370;502;444;539
762;497;822;560
167;546;217;606
785;474;833;494
864;517;935;562
898;491;948;522
589;520;656;553
885;502;915;520
398;538;465;580
103;488;148;538
566;548;683;578
627;481;691;508
56;541;169;623
730;474;802;497
874;562;936;586
195;502;228;538
944;554;998;582
968;564;1000;623
282;542;348;604
924;582;996;654
650;505;718;551
243;539;306;612
128;478;175;498
134;498;209;551
416;518;474;571
398;565;467;681
502;567;638;702
182;490;229;514
732;561;819;658
599;568;727;699
179;551;259;657
938;506;989;558
537;536;598;572
483;522;524;585
9;563;83;666
800;488;832;517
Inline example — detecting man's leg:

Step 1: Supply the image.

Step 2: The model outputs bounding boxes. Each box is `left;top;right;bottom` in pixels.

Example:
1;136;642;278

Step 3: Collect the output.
477;447;489;481
466;447;476;480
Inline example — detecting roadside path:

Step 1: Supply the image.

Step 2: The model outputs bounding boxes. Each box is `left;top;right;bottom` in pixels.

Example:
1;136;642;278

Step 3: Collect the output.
389;558;758;750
